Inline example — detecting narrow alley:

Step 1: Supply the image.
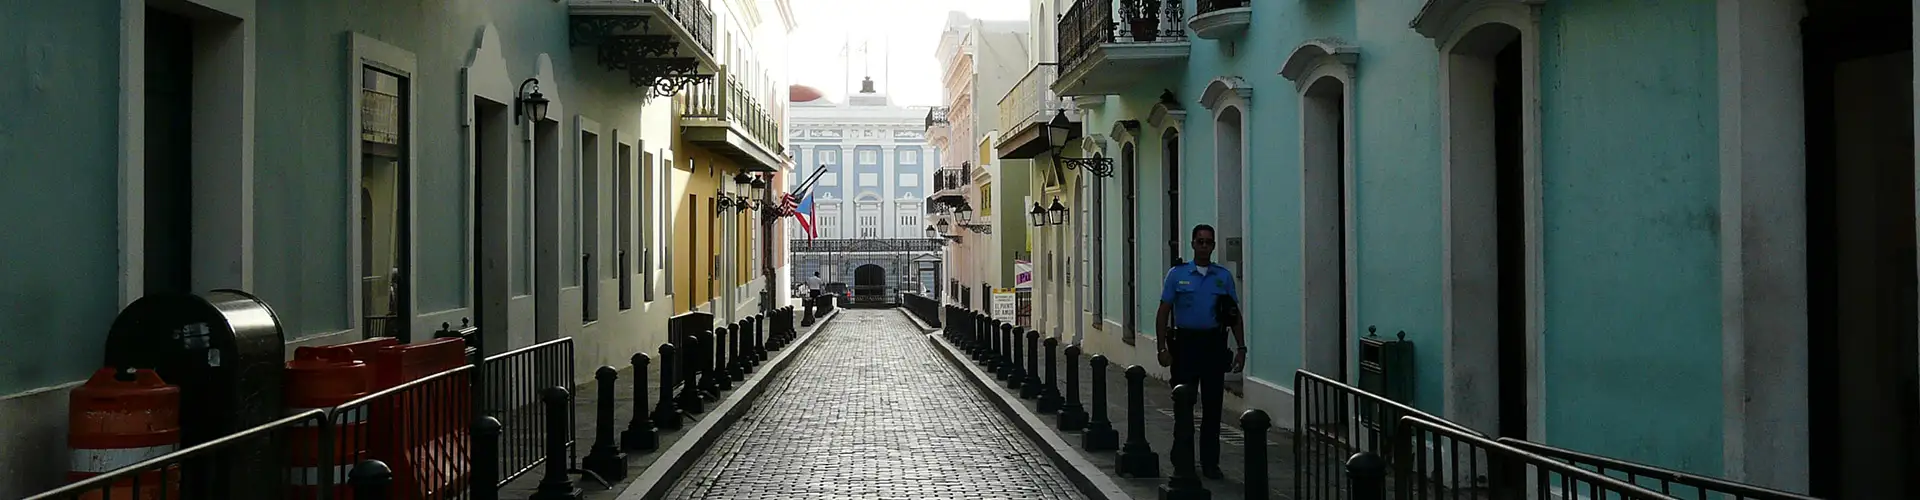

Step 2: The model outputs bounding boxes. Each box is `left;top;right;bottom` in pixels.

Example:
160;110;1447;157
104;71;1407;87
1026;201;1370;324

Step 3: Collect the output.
664;309;1085;499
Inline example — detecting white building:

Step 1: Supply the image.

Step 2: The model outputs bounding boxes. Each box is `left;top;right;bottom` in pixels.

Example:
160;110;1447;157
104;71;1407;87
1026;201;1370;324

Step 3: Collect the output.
788;78;936;239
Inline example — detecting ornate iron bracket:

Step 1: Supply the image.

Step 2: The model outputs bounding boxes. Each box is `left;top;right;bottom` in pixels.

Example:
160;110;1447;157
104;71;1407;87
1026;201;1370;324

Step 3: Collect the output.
570;16;713;98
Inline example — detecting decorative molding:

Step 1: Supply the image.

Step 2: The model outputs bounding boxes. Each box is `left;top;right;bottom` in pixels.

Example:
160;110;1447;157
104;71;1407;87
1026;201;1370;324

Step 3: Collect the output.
1199;76;1253;112
1110;119;1142;144
1147;90;1187;130
1279;39;1360;87
1410;0;1546;47
1188;6;1252;40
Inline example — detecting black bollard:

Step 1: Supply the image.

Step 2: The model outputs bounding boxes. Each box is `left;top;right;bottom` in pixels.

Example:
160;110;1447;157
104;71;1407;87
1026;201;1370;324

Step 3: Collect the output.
1037;337;1062;413
678;335;706;414
1242;410;1272;500
1160;384;1211;499
1346;452;1387;500
654;344;684;430
1057;345;1088;430
583;366;628;481
348;459;393;500
974;314;990;362
1020;330;1042;399
624;353;659;451
531;386;583;500
474;416;503;500
754;314;768;362
1117;365;1160;478
726;325;745;381
802;297;816;326
737;320;755;371
994;322;1012;380
1083;355;1119;450
1006;325;1026;389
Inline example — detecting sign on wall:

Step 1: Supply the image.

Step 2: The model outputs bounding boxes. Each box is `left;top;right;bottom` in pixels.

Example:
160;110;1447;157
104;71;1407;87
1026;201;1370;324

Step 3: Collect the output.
992;290;1018;319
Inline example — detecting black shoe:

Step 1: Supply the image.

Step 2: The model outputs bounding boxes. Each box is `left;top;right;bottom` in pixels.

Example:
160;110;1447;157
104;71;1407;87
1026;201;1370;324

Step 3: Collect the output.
1201;466;1224;479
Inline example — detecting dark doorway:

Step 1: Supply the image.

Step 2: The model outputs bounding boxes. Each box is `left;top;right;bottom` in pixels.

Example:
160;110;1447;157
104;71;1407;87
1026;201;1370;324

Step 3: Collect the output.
144;7;195;295
580;130;601;323
361;67;410;341
1804;3;1916;498
854;264;887;304
1123;142;1140;344
473;97;510;352
1163;131;1182;266
1492;37;1527;441
1303;76;1350;381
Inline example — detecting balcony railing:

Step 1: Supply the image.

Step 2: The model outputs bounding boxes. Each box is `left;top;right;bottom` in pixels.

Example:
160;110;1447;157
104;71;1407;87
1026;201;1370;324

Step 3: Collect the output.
997;63;1067;139
1195;0;1248;15
1058;0;1186;73
684;65;782;154
652;0;715;56
925;106;951;130
933;165;970;193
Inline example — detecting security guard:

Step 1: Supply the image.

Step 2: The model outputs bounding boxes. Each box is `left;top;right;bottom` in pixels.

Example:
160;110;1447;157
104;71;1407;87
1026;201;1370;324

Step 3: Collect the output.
1155;223;1244;478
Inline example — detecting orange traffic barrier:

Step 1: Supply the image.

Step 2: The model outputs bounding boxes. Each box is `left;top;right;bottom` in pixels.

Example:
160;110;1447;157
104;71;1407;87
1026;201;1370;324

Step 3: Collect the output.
373;338;472;499
67;367;182;500
285;345;377;499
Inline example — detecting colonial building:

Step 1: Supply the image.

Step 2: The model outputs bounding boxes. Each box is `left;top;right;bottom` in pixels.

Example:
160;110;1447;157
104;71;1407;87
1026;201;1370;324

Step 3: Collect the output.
786;78;944;303
927;12;1031;311
0;0;793;494
1038;0;1917;496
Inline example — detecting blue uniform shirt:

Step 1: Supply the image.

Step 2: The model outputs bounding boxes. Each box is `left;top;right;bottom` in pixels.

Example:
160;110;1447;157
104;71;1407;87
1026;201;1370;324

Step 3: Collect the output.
1160;262;1239;329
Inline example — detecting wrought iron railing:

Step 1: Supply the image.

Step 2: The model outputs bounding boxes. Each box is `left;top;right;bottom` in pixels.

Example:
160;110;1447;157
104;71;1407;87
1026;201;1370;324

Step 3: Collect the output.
1294;370;1483;500
1058;0;1186;74
925;106;950;130
1195;0;1249;15
649;0;714;56
997;63;1067;139
1394;416;1674;500
904;293;942;327
480;338;576;487
1496;438;1819;500
684;65;783;156
25;410;332;500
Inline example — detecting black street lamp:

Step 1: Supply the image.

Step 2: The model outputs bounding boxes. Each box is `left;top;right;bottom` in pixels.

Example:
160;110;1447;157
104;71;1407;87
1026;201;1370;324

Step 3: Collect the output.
1028;202;1047;227
515;78;549;125
1047;198;1068;226
956;203;974;223
1042;110;1114;178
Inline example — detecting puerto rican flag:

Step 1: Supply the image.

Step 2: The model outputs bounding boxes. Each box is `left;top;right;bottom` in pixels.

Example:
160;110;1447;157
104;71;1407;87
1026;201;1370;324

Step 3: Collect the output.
781;165;831;240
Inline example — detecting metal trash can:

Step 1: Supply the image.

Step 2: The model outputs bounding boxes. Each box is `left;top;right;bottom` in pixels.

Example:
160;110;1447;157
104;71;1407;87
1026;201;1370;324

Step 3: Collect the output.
103;289;288;499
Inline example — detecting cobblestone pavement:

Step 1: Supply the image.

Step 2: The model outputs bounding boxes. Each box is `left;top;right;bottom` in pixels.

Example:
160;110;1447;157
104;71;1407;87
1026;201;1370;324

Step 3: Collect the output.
666;309;1087;500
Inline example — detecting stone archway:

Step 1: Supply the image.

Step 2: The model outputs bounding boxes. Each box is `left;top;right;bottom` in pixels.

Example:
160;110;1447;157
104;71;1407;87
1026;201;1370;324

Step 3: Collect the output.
854;264;888;304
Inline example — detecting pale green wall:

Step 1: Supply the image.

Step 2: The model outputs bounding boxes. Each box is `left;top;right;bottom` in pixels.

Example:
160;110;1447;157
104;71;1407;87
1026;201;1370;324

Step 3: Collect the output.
0;2;124;395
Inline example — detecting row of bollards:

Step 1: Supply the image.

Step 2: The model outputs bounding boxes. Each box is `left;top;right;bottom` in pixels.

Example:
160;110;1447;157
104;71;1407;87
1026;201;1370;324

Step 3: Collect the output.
343;306;805;500
941;306;1277;500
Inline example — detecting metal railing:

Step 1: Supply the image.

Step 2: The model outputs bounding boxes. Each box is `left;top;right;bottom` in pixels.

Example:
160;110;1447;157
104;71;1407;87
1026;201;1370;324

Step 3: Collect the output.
480;338;576;487
683;65;783;156
646;0;714;56
1294;370;1484;500
332;365;475;499
1495;438;1819;500
26;410;332;500
1058;0;1186;73
925;106;950;130
1195;0;1248;15
903;293;942;327
1394;416;1673;500
997;63;1067;140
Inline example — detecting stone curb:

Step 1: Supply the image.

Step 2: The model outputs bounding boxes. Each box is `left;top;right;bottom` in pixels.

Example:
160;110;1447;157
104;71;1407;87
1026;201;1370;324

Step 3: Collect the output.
613;307;843;500
926;332;1138;500
897;307;939;332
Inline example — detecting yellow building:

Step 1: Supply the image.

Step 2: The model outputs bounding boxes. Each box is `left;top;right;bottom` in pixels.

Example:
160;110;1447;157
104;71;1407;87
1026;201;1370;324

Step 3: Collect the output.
669;0;796;318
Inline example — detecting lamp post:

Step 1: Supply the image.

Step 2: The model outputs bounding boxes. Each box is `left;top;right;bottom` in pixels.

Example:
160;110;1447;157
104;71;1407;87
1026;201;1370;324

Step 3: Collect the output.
1041;110;1114;178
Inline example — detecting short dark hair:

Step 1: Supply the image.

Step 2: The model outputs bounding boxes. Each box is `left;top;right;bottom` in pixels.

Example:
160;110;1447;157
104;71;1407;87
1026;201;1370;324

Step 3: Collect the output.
1192;224;1215;240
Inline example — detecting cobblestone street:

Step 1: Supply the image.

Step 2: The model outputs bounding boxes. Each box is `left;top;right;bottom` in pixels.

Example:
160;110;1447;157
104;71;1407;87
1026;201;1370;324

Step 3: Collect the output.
665;309;1087;499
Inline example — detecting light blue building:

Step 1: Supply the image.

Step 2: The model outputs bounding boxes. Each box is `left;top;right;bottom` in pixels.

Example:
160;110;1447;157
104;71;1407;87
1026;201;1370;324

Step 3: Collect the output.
0;0;795;495
1044;0;1918;496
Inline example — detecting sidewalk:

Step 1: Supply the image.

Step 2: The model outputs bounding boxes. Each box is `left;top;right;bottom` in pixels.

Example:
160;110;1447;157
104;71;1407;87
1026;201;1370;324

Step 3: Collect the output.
499;308;835;498
997;345;1298;499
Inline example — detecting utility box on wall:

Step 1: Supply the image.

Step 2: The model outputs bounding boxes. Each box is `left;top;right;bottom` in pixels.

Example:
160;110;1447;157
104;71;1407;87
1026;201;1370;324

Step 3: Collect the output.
1357;328;1415;431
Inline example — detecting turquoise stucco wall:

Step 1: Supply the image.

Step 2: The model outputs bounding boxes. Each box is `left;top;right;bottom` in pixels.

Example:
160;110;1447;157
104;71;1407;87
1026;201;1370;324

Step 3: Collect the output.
0;2;124;395
1536;1;1722;473
1171;0;1356;385
253;0;649;337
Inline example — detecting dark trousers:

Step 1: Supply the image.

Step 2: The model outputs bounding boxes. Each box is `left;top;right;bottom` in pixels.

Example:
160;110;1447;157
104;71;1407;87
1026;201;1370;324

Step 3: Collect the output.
1169;327;1229;467
807;290;821;316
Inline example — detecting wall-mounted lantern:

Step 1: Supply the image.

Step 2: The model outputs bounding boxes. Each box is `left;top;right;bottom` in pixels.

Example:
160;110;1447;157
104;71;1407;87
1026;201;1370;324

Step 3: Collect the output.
515;78;549;125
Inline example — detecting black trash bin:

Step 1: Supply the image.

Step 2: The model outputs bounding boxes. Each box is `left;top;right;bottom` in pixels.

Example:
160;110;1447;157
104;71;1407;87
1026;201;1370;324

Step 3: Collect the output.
102;289;288;499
